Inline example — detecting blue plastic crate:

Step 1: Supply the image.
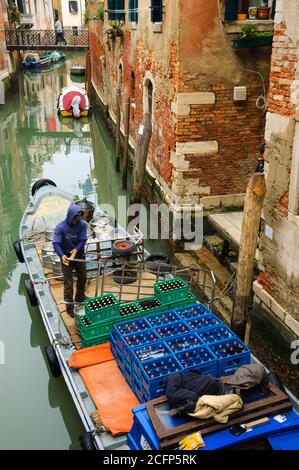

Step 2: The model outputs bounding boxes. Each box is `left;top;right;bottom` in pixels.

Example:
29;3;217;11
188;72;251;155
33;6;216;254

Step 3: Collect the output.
209;338;251;376
124;358;133;387
175;346;217;376
198;324;236;346
122;329;161;363
140;355;183;399
165;332;203;353
175;303;210;319
146;311;180;327
154;321;190;339
130;404;159;450
185;313;221;332
114;318;151;351
132;373;144;403
131;341;172;379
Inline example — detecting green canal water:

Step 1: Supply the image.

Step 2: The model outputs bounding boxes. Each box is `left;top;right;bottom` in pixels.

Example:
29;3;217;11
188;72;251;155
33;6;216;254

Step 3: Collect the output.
0;55;167;449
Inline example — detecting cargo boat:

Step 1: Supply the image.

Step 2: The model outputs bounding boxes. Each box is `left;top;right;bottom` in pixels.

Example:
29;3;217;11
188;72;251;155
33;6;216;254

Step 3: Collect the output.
14;179;299;450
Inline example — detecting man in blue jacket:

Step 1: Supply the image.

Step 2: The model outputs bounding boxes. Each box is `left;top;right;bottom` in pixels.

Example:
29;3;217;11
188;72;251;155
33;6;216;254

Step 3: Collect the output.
53;203;88;317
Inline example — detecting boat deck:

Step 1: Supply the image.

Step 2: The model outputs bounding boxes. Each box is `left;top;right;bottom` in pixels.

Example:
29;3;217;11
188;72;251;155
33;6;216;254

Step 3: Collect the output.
36;243;157;349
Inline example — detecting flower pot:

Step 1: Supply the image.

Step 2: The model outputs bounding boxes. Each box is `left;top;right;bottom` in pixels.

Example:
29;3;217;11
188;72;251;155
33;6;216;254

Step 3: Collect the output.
237;13;247;21
233;35;273;48
257;7;270;19
248;6;257;19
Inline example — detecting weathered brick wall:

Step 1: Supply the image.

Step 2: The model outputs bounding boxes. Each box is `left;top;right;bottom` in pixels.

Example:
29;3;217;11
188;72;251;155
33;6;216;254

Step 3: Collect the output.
259;8;299;329
176;84;265;196
268;22;296;117
0;0;7;76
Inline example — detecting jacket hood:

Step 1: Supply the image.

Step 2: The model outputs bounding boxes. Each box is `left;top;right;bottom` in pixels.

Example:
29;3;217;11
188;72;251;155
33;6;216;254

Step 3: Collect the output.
66;203;82;224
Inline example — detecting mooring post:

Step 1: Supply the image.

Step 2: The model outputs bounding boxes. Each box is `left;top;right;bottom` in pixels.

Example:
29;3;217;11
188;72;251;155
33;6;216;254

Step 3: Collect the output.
85;49;92;101
122;96;131;190
231;172;266;342
115;88;121;172
130;113;152;206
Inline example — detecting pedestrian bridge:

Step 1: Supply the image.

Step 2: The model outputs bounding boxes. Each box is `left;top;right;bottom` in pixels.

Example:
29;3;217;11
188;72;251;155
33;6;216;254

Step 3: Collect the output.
5;29;89;51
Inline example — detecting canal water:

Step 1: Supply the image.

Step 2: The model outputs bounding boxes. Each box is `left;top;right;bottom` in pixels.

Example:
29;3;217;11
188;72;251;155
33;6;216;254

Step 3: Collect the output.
0;54;167;449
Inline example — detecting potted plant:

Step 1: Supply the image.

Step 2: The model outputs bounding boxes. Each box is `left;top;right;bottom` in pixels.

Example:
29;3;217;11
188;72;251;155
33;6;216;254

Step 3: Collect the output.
257;0;271;19
107;20;124;38
233;23;274;48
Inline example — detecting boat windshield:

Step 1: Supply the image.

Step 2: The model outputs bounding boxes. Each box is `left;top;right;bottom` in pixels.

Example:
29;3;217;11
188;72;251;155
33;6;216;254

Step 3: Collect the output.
25;194;71;234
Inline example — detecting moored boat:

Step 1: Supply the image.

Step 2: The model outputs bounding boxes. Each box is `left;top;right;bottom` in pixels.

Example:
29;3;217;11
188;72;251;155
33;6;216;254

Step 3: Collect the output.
46;51;65;63
57;85;91;118
14;180;299;450
70;64;86;76
23;53;52;70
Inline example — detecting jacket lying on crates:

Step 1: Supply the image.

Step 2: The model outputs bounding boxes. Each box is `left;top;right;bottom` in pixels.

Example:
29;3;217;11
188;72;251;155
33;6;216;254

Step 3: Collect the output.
187;394;243;424
165;371;227;414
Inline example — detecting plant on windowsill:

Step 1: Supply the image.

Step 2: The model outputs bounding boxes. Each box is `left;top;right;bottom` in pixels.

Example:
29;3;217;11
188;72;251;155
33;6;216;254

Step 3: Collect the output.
233;24;273;48
107;20;124;39
257;0;271;20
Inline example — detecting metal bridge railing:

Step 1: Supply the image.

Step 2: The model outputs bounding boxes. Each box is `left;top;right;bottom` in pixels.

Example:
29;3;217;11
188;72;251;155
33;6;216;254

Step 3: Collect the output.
5;29;89;51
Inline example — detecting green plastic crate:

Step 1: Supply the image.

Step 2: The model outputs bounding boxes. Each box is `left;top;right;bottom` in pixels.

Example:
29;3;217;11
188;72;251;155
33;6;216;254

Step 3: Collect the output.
154;277;190;304
166;292;197;310
84;293;120;322
81;331;110;348
79;315;117;339
119;301;143;319
136;297;164;316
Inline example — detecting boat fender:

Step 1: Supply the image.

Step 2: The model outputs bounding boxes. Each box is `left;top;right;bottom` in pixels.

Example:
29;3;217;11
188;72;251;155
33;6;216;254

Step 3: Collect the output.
145;253;171;264
31;178;57;196
13;240;25;263
25;279;38;306
145;253;171;274
112;240;136;257
45;344;62;378
113;269;138;285
79;431;96;450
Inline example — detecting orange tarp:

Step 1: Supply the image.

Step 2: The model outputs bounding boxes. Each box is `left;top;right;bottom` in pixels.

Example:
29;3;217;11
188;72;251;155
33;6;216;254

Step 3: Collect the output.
68;343;113;369
79;360;139;436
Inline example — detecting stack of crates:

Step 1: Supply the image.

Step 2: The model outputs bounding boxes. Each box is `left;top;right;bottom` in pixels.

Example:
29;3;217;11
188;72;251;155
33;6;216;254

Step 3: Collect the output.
79;294;120;347
79;277;196;347
110;303;251;402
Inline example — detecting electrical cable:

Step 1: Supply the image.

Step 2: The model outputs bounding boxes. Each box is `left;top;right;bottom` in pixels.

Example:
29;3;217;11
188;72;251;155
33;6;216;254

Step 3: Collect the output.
217;0;267;111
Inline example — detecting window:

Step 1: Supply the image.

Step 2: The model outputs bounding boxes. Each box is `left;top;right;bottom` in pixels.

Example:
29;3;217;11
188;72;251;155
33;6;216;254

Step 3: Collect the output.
129;0;138;23
144;78;154;114
151;0;163;23
224;1;275;21
69;1;78;14
130;71;136;99
107;0;125;21
118;63;123;87
72;26;78;36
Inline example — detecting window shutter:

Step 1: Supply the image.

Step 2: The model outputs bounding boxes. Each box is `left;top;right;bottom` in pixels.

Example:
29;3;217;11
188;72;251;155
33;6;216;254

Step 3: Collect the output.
129;0;138;22
107;0;115;21
114;0;125;21
224;0;238;21
151;0;163;23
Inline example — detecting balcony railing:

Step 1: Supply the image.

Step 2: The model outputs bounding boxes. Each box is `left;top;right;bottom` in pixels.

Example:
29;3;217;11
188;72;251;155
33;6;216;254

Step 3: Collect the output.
5;29;89;51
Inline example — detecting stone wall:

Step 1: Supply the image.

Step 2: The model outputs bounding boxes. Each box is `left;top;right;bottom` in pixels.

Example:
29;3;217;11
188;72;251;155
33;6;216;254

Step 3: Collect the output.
259;0;299;336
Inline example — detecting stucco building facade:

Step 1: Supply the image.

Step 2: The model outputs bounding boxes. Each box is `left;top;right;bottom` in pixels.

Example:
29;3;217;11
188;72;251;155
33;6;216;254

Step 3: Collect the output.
89;0;273;212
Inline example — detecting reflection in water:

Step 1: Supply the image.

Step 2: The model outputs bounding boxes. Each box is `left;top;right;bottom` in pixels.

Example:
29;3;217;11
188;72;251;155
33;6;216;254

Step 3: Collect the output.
0;54;166;449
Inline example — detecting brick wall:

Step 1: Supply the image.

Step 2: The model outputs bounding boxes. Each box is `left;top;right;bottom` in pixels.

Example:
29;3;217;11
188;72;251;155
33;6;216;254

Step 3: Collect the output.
0;0;7;76
176;84;265;196
267;22;296;117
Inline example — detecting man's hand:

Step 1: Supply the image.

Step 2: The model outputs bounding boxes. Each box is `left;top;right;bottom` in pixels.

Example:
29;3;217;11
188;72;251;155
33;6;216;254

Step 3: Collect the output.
62;255;69;266
69;249;78;260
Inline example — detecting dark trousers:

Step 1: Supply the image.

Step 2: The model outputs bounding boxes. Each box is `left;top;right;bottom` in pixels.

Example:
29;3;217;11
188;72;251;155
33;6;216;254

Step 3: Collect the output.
62;260;87;311
56;32;67;45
